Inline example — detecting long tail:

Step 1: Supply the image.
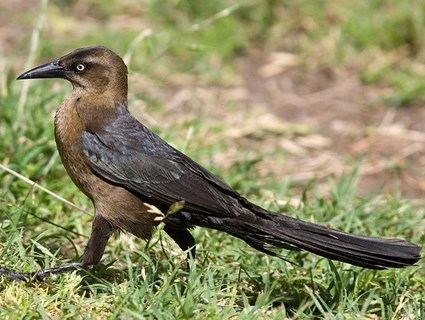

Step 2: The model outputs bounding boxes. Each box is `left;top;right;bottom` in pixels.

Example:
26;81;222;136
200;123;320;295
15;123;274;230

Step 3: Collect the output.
183;209;421;269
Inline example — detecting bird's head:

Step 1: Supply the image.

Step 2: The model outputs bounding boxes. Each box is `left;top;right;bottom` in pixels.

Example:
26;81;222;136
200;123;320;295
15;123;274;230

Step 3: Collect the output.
17;46;128;97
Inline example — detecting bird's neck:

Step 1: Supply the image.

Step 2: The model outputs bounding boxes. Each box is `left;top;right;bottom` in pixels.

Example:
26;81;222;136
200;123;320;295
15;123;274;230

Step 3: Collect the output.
66;88;127;131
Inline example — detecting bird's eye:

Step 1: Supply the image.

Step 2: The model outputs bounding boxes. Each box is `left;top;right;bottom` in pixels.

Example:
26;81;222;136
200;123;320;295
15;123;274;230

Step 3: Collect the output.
76;64;85;72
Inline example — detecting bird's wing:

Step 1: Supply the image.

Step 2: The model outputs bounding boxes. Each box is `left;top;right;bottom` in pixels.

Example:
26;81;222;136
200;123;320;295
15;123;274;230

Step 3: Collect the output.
81;107;243;216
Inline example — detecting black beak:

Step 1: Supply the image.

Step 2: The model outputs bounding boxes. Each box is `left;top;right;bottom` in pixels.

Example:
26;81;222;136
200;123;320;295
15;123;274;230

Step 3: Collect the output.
17;60;65;80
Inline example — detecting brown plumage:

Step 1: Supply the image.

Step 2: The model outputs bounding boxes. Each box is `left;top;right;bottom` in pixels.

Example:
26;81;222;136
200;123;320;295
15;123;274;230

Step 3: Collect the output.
1;46;421;281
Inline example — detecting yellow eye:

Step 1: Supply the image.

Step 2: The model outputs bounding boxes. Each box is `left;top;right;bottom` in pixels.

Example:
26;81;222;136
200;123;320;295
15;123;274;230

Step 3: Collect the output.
76;64;85;71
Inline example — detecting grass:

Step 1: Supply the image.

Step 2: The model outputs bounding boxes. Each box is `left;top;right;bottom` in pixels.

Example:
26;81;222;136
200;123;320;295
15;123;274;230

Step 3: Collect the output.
0;0;424;318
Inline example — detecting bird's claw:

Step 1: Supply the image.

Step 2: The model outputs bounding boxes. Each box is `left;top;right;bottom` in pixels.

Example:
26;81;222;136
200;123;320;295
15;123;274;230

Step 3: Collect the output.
0;262;83;282
0;267;31;281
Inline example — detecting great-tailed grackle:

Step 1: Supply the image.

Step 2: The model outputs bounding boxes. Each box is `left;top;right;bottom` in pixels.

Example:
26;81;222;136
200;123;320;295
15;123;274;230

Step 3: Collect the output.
2;46;421;281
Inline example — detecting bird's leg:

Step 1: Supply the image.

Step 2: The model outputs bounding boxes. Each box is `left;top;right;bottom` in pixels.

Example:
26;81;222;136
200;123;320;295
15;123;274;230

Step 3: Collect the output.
79;214;115;267
0;214;115;281
164;226;196;264
34;214;115;280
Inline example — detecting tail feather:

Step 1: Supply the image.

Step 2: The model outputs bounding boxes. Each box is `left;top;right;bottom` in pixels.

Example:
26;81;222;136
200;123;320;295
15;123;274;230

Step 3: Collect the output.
187;210;421;269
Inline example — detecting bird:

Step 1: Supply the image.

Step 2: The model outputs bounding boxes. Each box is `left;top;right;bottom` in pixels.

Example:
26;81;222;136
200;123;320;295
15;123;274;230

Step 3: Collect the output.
1;46;420;281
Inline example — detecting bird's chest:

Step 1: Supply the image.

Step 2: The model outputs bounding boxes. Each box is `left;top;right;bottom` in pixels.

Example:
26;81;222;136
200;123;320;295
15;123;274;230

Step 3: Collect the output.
52;98;164;239
54;100;97;198
53;101;159;238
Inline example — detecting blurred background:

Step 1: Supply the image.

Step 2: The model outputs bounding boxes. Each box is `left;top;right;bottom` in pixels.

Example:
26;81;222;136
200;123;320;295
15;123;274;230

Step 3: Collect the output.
0;1;424;318
1;0;425;200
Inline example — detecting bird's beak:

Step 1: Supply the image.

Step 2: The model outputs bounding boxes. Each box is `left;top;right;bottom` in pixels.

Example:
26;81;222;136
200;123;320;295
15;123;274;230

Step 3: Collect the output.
16;60;65;80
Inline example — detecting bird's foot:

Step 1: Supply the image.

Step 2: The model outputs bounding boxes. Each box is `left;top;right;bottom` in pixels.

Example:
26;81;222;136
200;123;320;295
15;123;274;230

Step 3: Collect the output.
0;262;83;282
0;267;30;281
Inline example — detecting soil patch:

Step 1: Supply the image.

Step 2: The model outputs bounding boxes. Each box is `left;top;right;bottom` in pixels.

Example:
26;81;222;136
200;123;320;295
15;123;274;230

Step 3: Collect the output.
240;50;425;198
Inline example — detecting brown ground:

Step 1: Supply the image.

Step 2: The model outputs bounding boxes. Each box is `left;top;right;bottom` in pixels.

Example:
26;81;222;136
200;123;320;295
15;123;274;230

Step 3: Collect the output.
240;50;425;199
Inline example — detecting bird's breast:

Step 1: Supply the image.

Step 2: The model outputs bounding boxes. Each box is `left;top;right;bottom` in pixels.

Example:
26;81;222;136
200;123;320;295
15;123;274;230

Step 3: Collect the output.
53;96;159;239
54;97;95;198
